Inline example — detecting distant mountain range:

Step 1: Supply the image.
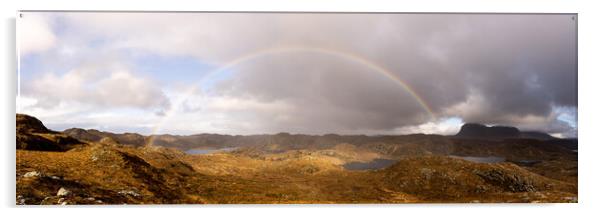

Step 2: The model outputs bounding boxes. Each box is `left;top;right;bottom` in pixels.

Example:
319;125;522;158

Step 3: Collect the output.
16;113;577;156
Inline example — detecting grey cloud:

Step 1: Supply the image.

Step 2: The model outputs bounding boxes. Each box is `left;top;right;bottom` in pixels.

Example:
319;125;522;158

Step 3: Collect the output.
26;13;577;136
194;14;577;134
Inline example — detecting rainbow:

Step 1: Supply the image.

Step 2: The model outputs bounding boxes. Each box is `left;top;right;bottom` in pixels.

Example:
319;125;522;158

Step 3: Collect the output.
147;46;435;144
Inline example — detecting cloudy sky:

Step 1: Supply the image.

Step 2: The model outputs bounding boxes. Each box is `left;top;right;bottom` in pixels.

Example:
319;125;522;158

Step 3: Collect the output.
17;12;577;137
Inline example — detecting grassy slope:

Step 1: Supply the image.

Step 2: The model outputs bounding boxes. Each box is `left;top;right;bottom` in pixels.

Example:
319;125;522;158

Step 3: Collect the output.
16;142;577;204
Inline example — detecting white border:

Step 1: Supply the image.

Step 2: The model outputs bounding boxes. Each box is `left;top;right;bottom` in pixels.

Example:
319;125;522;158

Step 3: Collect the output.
2;0;601;216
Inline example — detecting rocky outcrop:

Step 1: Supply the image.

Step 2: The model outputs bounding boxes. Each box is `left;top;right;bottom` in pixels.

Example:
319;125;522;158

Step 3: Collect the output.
16;114;84;151
473;168;536;192
17;114;52;134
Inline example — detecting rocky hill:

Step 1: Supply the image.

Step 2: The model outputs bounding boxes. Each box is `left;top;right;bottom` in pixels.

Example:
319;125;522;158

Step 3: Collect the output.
379;155;575;202
16;114;578;204
17;114;84;151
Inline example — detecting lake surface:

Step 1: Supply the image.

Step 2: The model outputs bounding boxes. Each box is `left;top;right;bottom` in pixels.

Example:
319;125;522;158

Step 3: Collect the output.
513;160;541;166
343;159;398;170
449;155;505;163
185;147;238;155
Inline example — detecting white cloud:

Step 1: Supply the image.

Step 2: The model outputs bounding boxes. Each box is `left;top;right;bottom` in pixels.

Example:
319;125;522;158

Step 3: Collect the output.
395;117;464;135
23;65;169;111
151;91;296;135
18;14;56;56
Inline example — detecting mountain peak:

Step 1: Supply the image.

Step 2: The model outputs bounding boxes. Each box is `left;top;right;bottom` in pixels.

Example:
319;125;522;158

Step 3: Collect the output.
456;123;520;139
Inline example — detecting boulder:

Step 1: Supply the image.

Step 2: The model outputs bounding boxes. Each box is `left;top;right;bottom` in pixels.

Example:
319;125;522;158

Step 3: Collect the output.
57;187;71;197
23;171;41;178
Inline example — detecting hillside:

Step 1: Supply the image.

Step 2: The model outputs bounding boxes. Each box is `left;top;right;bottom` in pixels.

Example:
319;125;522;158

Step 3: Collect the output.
16;114;578;204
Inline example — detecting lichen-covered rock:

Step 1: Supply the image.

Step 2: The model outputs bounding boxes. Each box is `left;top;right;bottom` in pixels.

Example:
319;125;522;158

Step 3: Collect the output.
23;171;42;178
57;187;71;197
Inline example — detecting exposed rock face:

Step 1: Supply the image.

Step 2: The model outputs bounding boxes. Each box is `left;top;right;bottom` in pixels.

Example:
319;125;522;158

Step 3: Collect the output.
456;123;521;139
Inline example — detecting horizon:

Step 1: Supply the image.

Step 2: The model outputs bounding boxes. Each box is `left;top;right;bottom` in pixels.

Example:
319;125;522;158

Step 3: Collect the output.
18;112;572;139
17;12;577;138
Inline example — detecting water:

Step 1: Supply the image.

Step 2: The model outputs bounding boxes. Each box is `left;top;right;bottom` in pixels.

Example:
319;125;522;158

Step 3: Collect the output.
343;159;398;170
185;147;238;155
513;160;541;166
450;155;505;163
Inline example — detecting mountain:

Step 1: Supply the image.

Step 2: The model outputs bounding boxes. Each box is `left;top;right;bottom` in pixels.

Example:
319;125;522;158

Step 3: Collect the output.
455;123;520;139
520;131;555;140
455;123;556;140
61;123;575;158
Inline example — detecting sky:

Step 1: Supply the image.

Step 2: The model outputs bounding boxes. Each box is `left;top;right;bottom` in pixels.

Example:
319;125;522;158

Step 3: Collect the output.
17;12;578;138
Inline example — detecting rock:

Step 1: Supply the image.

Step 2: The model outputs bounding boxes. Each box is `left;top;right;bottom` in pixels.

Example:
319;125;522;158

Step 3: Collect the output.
41;196;52;203
57;197;65;204
49;175;61;180
118;190;141;197
23;171;42;178
40;197;52;205
17;196;26;205
57;187;71;197
60;201;68;205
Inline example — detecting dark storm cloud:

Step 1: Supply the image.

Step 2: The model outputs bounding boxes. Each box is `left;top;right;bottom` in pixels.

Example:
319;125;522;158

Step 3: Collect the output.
200;14;577;134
